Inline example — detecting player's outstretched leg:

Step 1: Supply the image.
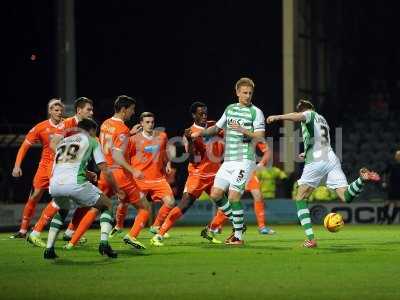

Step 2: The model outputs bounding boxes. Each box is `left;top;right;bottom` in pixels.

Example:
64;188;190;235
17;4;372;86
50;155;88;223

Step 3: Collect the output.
123;208;149;250
151;193;197;246
64;209;97;249
340;168;380;203
150;198;174;236
201;192;232;244
200;210;226;244
29;200;60;240
151;207;182;247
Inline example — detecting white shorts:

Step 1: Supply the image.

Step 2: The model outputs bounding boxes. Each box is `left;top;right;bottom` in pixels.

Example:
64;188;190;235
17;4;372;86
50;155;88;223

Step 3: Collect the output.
213;160;256;193
297;150;348;190
49;180;102;210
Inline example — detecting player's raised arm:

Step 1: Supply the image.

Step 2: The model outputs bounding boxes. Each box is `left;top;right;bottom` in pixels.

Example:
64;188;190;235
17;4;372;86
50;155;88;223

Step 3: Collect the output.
266;112;306;124
191;110;226;139
191;125;220;139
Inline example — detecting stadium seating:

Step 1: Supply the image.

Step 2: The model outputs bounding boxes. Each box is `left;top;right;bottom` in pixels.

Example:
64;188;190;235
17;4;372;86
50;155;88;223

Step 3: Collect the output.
340;110;399;200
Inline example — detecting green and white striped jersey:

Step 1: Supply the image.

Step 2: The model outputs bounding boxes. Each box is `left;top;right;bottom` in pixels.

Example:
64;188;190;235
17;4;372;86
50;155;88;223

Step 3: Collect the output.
301;110;332;164
216;103;265;162
52;133;105;184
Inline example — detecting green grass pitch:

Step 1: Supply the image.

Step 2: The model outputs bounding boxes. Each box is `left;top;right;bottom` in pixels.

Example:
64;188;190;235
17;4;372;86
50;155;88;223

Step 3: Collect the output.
1;225;399;300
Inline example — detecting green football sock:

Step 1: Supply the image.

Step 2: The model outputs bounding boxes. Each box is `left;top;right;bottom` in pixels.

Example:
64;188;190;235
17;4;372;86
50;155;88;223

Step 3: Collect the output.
100;210;113;242
215;195;233;222
46;212;64;249
295;200;314;240
344;177;365;203
231;201;244;240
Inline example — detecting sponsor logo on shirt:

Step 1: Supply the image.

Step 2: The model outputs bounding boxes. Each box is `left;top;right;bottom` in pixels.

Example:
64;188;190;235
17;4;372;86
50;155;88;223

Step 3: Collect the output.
144;144;160;154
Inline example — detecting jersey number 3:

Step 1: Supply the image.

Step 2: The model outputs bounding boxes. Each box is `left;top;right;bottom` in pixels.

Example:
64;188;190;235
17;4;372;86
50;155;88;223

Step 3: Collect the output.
320;125;329;145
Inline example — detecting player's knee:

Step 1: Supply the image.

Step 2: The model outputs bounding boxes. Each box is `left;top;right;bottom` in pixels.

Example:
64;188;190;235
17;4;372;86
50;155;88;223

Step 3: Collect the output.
95;195;112;212
136;198;151;211
210;189;224;201
29;189;43;200
295;185;313;200
164;196;175;208
251;190;263;200
228;190;242;202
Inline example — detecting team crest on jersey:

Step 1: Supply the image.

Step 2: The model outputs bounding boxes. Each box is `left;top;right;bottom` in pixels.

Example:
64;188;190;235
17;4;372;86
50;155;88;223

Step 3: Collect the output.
227;118;244;127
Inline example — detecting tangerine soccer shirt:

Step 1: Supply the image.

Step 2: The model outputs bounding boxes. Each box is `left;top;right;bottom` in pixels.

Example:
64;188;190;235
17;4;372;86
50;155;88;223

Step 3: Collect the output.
129;131;168;180
99;117;130;169
25;119;65;168
186;123;224;178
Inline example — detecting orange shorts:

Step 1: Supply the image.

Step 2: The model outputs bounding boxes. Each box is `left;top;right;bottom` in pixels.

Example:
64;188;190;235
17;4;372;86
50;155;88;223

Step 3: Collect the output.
183;174;214;198
98;168;141;204
134;178;173;201
33;164;51;189
245;174;261;191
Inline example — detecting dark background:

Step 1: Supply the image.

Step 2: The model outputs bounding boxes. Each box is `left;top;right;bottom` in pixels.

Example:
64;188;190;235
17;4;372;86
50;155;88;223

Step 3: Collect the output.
4;1;282;135
5;1;400;131
3;1;400;202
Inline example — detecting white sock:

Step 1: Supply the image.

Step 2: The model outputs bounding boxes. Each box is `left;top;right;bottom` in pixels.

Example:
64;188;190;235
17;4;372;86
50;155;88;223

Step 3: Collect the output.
46;227;60;249
64;228;74;237
101;223;112;241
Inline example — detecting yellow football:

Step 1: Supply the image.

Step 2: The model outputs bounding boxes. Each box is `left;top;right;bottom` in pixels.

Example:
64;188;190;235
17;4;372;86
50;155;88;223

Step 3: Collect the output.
323;212;344;233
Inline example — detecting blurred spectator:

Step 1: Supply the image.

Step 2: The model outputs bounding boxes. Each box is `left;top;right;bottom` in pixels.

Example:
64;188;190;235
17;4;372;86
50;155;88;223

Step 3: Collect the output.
381;150;400;224
256;167;287;199
369;92;389;117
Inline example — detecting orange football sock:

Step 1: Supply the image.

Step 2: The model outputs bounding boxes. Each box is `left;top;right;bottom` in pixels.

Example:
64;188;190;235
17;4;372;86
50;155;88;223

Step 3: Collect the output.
210;209;228;230
152;204;173;227
69;209;98;246
159;207;183;236
32;201;59;233
129;209;150;238
67;207;90;231
116;203;129;229
20;198;38;233
254;200;266;229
